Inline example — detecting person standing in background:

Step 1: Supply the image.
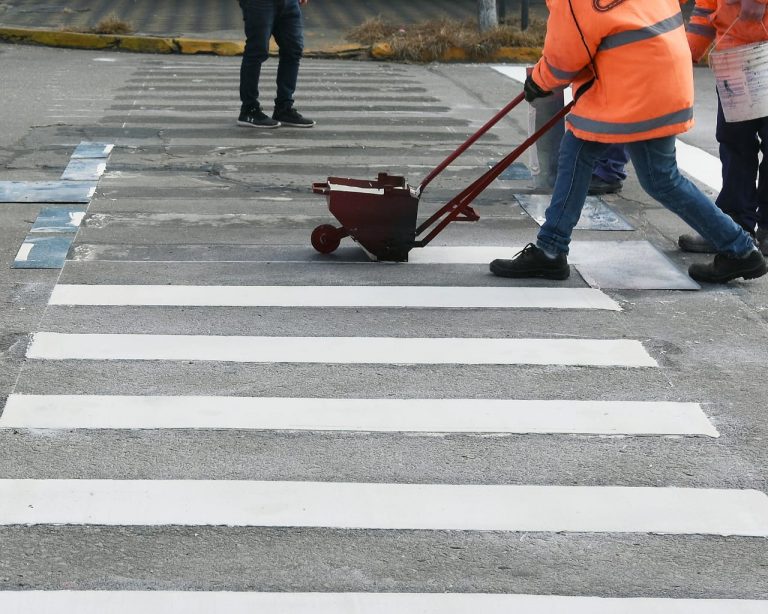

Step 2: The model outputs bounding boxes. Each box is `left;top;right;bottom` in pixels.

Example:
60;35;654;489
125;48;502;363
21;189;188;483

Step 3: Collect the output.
680;0;768;255
237;0;315;129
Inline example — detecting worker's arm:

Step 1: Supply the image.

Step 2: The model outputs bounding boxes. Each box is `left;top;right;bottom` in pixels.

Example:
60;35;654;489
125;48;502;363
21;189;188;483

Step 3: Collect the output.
531;0;597;93
687;0;717;62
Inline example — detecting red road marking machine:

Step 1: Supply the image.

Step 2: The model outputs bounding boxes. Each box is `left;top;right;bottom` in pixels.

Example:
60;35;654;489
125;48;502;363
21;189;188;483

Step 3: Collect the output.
312;92;574;261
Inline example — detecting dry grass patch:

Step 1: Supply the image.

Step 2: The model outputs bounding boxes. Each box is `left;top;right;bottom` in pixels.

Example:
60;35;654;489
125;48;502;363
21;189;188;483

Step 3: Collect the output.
60;14;135;35
347;16;546;62
92;15;135;35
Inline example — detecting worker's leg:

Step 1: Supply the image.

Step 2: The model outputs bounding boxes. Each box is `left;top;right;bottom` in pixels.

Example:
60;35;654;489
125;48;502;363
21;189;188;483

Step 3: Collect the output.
627;136;756;257
536;130;611;254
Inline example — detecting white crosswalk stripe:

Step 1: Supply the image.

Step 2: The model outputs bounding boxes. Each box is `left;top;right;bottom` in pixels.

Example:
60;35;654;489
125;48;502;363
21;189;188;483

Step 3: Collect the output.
48;284;622;309
3;480;767;534
0;395;719;435
26;333;658;366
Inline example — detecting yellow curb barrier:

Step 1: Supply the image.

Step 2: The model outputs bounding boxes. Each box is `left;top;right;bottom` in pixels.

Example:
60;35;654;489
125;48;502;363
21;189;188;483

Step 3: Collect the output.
0;26;177;53
176;38;244;56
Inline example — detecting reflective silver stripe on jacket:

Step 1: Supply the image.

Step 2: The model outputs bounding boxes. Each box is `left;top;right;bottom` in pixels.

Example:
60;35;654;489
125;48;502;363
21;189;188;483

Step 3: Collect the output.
544;57;582;81
687;23;717;38
598;13;685;50
568;107;694;135
692;7;714;17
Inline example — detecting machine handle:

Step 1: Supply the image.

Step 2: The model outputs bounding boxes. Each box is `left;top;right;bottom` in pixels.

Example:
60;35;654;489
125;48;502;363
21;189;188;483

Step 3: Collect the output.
416;92;526;195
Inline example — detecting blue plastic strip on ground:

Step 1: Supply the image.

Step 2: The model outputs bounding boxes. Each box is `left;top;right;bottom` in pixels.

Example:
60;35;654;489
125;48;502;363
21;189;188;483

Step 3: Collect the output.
12;235;75;269
30;207;87;233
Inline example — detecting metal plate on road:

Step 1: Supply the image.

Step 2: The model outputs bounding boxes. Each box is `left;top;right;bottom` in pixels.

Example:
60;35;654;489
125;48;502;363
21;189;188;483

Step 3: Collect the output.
30;207;87;233
0;181;95;203
515;193;634;231
71;142;114;159
12;235;75;269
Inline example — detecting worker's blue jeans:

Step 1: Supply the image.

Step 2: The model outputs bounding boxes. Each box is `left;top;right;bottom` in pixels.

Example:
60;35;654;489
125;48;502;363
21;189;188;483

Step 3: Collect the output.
715;95;768;234
593;143;629;183
536;131;757;257
238;0;304;112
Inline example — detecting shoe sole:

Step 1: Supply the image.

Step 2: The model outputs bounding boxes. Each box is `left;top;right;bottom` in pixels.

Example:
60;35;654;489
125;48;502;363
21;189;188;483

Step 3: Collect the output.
276;121;315;128
689;261;768;284
237;120;280;129
489;263;571;280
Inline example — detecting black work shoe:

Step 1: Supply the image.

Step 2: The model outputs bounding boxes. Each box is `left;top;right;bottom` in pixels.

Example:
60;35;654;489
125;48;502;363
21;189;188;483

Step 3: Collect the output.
678;232;716;253
587;176;623;196
490;243;570;280
272;106;315;128
237;108;280;128
757;228;768;256
688;249;768;284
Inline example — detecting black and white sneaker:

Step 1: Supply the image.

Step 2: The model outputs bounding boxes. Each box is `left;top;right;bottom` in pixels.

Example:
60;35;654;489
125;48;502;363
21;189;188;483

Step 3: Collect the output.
273;106;315;128
237;108;280;129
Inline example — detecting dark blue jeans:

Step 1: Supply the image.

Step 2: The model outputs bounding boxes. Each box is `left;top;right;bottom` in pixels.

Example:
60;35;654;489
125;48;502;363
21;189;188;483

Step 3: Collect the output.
716;95;768;234
593;143;629;183
537;130;757;257
238;0;304;112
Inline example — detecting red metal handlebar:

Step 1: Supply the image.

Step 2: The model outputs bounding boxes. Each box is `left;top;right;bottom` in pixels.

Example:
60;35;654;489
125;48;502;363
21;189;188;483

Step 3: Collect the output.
416;92;526;195
414;99;576;247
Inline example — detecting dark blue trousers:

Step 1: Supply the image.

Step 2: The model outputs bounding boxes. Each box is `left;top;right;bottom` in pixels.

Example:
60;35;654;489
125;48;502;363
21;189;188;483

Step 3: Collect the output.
716;95;768;234
593;143;629;183
238;0;304;113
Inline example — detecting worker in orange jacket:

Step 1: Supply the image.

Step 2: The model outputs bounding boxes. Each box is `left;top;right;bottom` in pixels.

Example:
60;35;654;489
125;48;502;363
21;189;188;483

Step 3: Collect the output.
678;0;768;255
490;0;767;284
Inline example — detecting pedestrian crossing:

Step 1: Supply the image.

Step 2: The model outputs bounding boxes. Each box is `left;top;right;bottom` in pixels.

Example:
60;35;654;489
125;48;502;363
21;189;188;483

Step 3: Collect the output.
4;55;765;606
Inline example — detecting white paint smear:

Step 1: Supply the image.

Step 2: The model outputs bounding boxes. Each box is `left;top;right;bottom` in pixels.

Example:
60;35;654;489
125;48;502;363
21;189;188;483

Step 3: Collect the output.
14;243;34;262
48;285;621;310
2;592;767;614
1;480;766;535
26;333;657;367
0;395;718;436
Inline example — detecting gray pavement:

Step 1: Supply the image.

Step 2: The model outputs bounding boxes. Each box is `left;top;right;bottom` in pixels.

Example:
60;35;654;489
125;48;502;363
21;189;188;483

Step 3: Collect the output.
0;41;767;606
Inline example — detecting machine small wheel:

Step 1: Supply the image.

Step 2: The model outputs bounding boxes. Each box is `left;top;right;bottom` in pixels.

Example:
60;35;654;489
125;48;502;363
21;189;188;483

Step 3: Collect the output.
311;224;342;254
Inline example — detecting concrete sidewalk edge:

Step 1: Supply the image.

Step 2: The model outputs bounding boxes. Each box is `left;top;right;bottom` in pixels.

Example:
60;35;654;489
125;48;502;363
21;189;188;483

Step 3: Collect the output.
0;25;542;62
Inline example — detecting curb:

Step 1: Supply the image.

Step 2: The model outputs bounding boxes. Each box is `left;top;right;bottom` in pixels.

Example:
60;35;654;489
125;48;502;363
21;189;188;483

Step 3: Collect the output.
0;25;541;62
371;42;542;63
0;26;368;57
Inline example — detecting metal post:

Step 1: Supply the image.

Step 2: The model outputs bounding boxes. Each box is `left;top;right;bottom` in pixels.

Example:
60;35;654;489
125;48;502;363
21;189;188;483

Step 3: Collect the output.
497;0;506;22
521;0;530;30
477;0;498;32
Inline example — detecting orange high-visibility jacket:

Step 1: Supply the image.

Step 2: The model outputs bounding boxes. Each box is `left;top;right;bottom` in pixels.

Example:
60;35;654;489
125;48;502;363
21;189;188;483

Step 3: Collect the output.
532;0;694;143
688;0;768;62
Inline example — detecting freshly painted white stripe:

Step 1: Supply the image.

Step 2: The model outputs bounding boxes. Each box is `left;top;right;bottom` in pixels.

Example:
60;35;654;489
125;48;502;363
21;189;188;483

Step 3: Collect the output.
2;592;768;614
48;285;621;310
1;480;766;534
0;395;717;435
26;333;657;367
